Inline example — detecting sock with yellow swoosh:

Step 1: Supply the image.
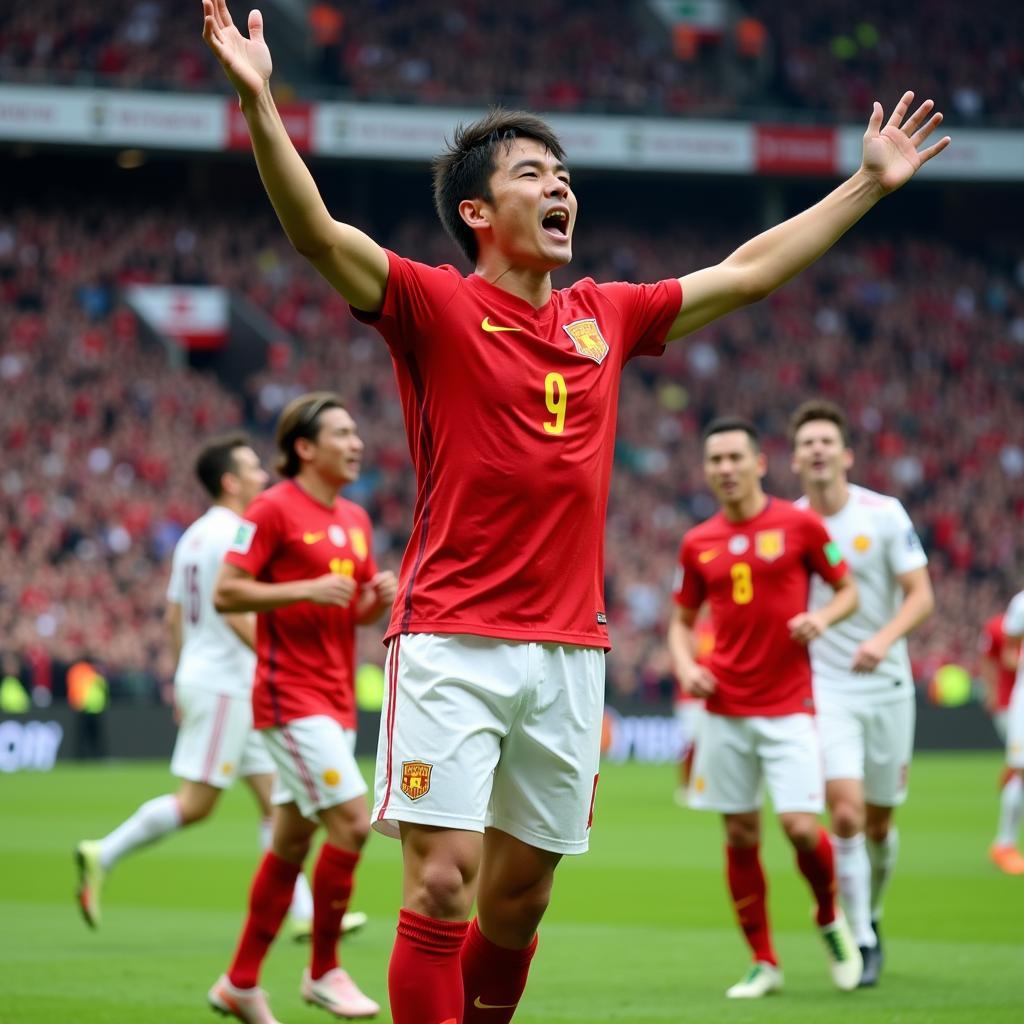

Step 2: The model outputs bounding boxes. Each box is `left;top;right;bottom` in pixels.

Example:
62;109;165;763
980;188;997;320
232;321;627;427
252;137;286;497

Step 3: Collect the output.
310;843;358;979
389;908;468;1024
726;844;778;966
462;917;537;1023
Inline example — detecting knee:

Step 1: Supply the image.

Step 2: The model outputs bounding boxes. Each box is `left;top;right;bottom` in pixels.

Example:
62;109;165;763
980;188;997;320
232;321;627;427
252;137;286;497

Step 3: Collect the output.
323;805;371;852
724;818;759;849
414;858;475;919
780;815;820;850
274;833;313;864
177;794;215;826
829;800;864;838
864;819;891;845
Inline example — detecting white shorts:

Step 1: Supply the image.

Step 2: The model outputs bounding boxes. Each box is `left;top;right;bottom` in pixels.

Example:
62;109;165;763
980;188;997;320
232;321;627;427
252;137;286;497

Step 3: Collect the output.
674;700;705;759
816;691;915;806
263;716;367;820
1007;682;1024;769
688;712;824;814
373;634;605;855
170;685;274;789
992;710;1008;744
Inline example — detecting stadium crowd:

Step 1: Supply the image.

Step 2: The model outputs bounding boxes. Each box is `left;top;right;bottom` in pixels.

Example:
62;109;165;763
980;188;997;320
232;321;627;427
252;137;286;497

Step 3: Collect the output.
1;199;1022;703
1;1;1021;123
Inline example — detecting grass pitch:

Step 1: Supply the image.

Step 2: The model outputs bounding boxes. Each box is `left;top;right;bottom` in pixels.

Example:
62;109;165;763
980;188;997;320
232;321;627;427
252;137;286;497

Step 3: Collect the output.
2;753;1022;1023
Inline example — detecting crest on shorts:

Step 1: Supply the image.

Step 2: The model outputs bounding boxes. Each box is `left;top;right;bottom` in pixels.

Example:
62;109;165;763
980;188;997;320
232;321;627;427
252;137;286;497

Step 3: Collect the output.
401;760;433;801
754;529;785;562
562;319;609;364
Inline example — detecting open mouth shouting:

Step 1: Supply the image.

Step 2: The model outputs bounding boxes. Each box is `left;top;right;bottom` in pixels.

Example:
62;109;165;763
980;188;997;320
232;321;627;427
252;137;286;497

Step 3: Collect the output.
541;206;570;241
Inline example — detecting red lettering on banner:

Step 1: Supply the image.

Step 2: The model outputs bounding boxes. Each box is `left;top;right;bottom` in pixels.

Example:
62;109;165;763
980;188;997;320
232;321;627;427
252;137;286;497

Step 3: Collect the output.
227;101;312;152
755;125;836;175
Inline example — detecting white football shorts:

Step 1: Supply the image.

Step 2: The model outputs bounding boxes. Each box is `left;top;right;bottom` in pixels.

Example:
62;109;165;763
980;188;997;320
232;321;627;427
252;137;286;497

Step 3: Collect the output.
372;633;606;855
688;712;824;814
815;689;915;806
170;685;274;789
1006;681;1024;769
263;715;367;820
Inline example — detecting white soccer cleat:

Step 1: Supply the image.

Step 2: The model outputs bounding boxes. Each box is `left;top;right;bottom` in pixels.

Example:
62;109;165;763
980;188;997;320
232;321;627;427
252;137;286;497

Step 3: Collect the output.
290;911;367;943
75;840;105;929
207;974;283;1024
725;961;783;998
342;911;368;935
818;910;863;991
301;967;379;1018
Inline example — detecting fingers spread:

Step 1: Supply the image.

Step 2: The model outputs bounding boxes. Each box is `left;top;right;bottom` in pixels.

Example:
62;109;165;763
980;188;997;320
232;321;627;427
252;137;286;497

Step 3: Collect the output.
886;90;914;128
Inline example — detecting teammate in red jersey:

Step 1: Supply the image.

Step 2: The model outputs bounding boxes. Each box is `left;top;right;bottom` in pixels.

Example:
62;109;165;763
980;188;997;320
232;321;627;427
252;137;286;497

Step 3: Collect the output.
202;1;948;1017
980;611;1024;874
207;392;397;1023
669;418;861;998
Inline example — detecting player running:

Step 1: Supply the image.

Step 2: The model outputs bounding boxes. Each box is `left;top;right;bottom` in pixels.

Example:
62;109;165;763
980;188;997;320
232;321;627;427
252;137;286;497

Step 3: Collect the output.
201;0;948;1017
75;435;314;937
988;593;1024;874
207;394;396;1023
790;399;934;985
670;417;861;998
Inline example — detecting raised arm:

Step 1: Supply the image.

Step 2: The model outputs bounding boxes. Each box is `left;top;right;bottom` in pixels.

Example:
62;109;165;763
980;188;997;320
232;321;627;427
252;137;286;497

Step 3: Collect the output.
201;0;388;311
666;93;950;342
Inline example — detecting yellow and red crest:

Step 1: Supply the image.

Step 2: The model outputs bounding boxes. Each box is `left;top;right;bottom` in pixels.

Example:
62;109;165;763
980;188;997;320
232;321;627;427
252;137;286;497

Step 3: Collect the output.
562;318;609;364
349;527;368;560
754;529;785;562
400;760;433;801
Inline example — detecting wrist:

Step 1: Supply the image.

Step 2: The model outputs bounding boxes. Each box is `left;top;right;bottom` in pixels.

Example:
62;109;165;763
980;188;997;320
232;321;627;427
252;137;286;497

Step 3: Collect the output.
851;167;888;203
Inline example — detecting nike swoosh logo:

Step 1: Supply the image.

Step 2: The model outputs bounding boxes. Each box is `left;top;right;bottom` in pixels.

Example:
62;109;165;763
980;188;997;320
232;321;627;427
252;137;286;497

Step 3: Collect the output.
473;997;518;1010
302;531;325;544
698;549;720;563
481;317;523;333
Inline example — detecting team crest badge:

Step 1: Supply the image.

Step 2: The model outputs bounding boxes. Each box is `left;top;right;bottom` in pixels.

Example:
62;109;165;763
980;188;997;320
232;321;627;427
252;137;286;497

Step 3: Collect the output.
853;534;872;553
728;535;749;555
562;319;609;364
349;528;368;559
401;760;433;801
328;524;347;548
754;529;785;562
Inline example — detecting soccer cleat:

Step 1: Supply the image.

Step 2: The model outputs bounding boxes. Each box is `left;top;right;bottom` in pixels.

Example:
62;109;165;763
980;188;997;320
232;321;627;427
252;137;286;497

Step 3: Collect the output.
301;967;380;1018
207;974;283;1024
725;961;783;999
818;910;863;991
290;911;367;943
989;844;1024;875
342;910;368;935
858;943;882;987
75;840;105;929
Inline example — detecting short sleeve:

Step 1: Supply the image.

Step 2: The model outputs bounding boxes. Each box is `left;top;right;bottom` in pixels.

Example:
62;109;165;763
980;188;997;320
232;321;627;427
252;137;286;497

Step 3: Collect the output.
978;620;999;658
224;496;282;579
350;250;462;354
1005;593;1024;638
804;513;848;585
674;536;706;610
885;501;929;576
165;542;184;603
598;278;683;363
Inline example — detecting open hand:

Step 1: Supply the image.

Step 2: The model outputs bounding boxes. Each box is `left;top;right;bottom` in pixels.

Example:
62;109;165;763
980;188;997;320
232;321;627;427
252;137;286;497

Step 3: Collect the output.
202;0;272;102
861;91;951;194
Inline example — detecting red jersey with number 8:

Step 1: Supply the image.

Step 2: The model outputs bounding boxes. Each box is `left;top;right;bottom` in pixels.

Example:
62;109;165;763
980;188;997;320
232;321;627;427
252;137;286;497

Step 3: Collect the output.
354;251;681;648
674;498;847;717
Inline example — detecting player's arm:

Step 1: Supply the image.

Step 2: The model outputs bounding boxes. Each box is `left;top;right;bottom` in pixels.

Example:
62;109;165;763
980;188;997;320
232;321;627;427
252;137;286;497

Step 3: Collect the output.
851;566;934;672
789;572;858;646
667;605;717;699
201;0;388;312
214;562;357;611
355;571;398;625
666;94;949;341
165;601;183;666
223;611;257;651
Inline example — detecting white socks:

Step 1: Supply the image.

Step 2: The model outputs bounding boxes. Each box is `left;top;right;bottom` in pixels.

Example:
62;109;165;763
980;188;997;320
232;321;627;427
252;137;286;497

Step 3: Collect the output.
258;815;314;920
832;833;875;947
995;773;1024;847
98;794;182;870
866;827;899;922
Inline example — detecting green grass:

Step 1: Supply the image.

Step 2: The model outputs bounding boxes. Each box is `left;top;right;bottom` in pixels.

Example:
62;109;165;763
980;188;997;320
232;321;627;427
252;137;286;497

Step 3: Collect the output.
2;754;1022;1023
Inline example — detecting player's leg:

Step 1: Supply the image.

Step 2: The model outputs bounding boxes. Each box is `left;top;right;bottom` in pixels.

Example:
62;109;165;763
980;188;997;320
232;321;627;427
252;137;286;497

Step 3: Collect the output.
372;634;520;1024
762;714;860;991
991;686;1024;873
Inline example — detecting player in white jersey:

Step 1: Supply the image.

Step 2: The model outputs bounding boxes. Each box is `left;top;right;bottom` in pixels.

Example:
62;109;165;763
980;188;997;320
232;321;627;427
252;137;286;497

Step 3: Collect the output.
74;435;322;935
991;590;1024;874
790;400;934;986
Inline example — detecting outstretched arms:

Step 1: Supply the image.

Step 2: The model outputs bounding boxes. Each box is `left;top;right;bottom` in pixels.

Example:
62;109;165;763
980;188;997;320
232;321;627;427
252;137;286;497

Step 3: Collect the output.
202;1;388;311
666;93;950;342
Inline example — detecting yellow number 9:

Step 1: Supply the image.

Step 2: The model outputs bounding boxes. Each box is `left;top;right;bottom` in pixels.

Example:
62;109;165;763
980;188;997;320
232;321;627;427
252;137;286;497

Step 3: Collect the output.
544;372;567;435
731;562;754;605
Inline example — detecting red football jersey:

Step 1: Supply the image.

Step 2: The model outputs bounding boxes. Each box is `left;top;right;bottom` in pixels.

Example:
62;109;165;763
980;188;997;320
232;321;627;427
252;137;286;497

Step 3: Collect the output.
674;498;848;717
354;251;681;648
224;480;378;730
980;614;1018;711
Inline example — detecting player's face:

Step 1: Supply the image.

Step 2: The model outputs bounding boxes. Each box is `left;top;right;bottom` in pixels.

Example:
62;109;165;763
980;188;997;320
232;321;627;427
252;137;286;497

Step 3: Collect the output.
473;138;577;271
230;446;269;508
703;430;766;506
791;419;853;487
309;407;364;485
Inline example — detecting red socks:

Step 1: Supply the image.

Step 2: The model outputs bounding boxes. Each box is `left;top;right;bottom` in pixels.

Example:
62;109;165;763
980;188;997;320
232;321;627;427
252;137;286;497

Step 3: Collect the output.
726;844;778;966
462;918;537;1023
311;843;360;980
389;908;469;1024
795;827;838;927
228;851;302;988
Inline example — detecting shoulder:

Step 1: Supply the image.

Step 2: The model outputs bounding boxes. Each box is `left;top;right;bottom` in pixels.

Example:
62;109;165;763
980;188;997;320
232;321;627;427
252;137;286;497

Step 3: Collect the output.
771;498;817;528
336;496;371;526
850;484;906;521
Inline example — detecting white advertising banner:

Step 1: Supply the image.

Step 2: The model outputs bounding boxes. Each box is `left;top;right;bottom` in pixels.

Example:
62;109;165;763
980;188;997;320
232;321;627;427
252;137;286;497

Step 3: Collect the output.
125;285;229;350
